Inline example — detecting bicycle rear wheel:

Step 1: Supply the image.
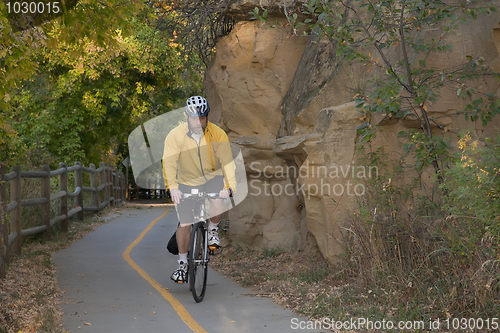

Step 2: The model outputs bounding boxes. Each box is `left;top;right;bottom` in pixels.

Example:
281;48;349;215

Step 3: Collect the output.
189;222;208;302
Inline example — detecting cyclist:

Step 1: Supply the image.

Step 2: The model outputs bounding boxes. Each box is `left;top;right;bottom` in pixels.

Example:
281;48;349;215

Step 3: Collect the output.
162;96;236;283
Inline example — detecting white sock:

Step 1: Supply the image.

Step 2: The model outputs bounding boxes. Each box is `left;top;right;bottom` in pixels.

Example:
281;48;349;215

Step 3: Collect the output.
209;221;218;231
179;253;188;263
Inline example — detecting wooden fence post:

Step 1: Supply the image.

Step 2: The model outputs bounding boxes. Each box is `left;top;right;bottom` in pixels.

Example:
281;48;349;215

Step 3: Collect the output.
40;165;51;240
117;171;122;204
122;173;126;202
121;172;125;203
10;165;21;255
90;164;99;212
74;162;84;221
125;160;129;200
111;170;116;205
113;170;117;205
0;166;7;278
111;165;115;207
122;172;126;202
117;172;122;203
59;162;68;233
105;163;110;206
107;164;114;207
100;162;108;207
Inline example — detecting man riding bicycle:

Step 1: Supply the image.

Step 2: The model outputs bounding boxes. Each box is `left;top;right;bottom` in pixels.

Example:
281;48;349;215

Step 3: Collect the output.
162;96;236;283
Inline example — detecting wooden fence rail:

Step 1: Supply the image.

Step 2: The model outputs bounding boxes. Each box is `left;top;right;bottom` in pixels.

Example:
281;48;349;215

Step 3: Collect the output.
0;161;126;278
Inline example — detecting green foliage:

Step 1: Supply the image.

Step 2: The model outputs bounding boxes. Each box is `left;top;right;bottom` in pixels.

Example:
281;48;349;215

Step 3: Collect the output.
3;15;195;168
249;6;306;35
0;117;19;166
0;0;144;104
343;146;500;319
1;0;185;167
440;132;500;259
399;130;457;173
249;7;268;23
258;246;283;259
338;0;499;178
298;267;330;284
254;0;500;180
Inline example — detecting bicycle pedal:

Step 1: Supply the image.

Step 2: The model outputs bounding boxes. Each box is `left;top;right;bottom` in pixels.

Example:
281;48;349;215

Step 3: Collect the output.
208;245;223;256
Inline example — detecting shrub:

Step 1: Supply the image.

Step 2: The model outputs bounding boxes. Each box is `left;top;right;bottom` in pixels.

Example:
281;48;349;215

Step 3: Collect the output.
441;132;500;261
340;143;500;320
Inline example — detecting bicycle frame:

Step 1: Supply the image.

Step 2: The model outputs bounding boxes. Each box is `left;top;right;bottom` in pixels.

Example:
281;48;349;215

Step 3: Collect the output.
181;190;226;302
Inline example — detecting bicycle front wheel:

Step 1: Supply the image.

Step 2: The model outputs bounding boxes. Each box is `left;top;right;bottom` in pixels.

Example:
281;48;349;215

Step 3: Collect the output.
189;222;208;302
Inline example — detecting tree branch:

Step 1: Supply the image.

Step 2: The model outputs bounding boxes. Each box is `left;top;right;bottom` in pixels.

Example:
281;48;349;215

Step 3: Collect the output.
344;0;412;94
399;0;414;92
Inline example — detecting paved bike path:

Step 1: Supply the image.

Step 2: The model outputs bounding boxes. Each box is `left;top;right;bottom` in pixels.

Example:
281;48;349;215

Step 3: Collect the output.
53;204;325;333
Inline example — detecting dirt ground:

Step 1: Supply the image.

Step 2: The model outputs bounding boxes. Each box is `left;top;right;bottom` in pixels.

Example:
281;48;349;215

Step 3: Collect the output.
209;238;338;318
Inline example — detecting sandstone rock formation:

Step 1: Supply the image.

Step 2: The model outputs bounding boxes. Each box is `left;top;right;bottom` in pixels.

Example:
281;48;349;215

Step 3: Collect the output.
205;14;315;253
205;1;500;265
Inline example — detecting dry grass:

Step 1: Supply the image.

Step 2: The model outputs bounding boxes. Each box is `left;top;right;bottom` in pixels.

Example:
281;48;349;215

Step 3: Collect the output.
210;245;340;314
211;231;500;332
0;203;134;333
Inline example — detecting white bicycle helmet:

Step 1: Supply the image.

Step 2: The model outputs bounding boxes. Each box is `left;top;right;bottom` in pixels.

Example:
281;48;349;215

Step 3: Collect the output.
185;96;210;117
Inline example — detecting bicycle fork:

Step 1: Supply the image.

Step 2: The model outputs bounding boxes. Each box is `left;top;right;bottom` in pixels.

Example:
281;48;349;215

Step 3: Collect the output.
203;223;209;264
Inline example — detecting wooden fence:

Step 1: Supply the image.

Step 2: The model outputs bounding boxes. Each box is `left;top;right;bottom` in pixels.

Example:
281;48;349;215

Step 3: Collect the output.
0;161;126;278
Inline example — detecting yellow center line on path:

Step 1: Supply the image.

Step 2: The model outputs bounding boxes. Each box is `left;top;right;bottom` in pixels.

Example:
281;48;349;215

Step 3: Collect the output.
122;207;208;333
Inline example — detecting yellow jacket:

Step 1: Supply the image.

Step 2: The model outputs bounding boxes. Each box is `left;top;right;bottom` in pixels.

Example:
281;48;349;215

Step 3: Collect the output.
162;121;236;191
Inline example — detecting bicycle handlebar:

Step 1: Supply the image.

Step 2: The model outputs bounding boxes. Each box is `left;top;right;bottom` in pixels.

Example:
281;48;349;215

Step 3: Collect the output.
181;192;228;200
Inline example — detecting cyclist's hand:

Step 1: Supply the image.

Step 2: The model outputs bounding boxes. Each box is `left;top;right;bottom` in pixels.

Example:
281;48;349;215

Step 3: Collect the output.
219;189;230;198
170;188;182;204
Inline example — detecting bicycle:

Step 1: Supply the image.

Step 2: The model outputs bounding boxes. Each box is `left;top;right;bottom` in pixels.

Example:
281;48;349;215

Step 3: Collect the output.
180;190;228;303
